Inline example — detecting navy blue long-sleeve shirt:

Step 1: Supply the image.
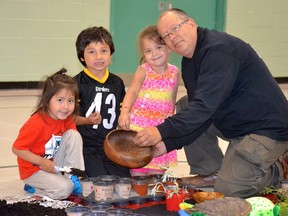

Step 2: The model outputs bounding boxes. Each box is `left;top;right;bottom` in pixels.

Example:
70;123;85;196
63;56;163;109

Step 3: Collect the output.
157;27;288;152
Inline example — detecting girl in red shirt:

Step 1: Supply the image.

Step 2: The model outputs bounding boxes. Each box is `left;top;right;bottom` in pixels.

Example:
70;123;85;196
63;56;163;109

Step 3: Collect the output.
12;68;87;199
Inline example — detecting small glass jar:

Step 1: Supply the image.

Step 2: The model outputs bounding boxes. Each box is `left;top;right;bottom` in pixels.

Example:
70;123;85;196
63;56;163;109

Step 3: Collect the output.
96;175;119;184
81;177;97;197
83;212;107;216
65;206;92;216
93;180;115;201
105;208;132;216
90;203;113;213
114;178;132;199
132;179;148;196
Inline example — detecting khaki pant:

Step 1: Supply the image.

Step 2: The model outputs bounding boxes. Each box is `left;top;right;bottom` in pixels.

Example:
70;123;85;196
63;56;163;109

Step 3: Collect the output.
176;96;288;197
24;129;84;199
215;134;288;197
176;96;224;175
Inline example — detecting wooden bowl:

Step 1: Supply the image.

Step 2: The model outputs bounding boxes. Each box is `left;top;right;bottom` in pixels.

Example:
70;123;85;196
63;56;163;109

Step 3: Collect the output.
192;191;224;203
104;129;154;169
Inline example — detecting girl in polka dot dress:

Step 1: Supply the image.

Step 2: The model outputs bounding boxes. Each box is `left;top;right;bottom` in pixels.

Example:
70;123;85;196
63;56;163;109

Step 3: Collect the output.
118;25;180;176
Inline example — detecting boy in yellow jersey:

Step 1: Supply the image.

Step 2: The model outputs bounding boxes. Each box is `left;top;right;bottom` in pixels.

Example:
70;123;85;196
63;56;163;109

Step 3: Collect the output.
74;26;130;177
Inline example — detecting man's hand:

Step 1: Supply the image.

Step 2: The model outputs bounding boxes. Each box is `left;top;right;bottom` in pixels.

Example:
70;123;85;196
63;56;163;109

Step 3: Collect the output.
134;127;162;147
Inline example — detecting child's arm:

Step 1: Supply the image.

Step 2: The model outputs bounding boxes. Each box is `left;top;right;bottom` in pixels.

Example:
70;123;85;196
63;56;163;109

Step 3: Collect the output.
172;69;181;114
118;66;146;130
12;147;57;174
75;112;101;126
153;141;168;157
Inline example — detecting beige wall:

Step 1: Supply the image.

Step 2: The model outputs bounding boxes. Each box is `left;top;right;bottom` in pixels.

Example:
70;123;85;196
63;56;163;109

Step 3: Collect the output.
226;0;288;77
0;0;287;82
0;0;110;82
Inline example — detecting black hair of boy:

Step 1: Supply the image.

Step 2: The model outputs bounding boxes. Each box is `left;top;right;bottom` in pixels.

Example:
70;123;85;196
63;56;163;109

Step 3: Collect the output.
75;26;115;67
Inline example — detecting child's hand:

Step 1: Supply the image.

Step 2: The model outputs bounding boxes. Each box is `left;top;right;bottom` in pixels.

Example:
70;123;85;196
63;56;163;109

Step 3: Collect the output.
38;158;57;174
118;112;130;130
87;112;101;125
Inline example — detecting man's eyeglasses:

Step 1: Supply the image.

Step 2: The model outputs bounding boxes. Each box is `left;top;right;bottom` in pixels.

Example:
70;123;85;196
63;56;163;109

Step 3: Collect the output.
162;19;189;41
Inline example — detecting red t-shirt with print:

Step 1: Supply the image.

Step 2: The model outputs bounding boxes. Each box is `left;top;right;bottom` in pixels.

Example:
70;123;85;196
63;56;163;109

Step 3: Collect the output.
13;112;76;179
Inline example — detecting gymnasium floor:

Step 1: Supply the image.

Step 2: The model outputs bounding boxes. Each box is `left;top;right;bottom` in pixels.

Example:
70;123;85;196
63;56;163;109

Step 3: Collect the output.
0;84;287;199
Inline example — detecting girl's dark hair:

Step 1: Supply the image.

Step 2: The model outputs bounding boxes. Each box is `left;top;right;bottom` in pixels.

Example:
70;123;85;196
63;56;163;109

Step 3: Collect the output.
137;25;165;64
35;68;79;118
75;26;115;67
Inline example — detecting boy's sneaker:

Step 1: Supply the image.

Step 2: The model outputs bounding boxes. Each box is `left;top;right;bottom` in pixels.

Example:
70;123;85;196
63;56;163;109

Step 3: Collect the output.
70;175;82;195
24;184;35;193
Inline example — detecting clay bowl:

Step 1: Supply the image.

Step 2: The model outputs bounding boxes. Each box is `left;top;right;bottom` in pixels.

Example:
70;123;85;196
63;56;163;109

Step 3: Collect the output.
192;191;224;203
104;129;154;169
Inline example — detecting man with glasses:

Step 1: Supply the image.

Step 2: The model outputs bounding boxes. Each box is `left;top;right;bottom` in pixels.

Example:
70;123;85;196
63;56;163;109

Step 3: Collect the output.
134;8;288;198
